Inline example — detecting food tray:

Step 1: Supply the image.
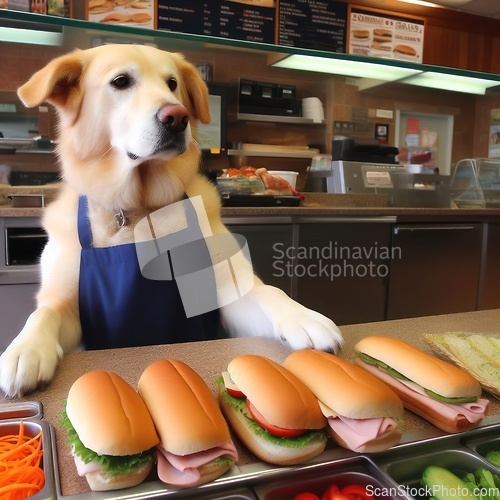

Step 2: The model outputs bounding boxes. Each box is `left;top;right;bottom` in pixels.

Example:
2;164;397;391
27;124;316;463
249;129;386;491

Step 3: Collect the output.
0;419;55;500
253;456;410;500
51;418;500;499
462;431;500;472
380;449;496;493
0;401;43;420
220;194;301;207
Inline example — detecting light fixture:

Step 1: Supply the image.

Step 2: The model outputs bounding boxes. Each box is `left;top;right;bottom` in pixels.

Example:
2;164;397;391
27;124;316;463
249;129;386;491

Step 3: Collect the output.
0;17;62;46
271;54;421;82
397;0;472;6
400;71;500;95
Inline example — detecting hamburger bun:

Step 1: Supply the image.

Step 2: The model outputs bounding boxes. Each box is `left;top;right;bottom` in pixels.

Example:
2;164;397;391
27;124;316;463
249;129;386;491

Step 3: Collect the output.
393;44;417;57
355;336;489;434
352;29;370;40
355;336;481;399
85;461;153;492
284;350;403;420
218;385;327;465
373;28;392;43
284;350;403;453
139;359;232;456
138;359;236;487
220;355;327;465
65;371;159;491
228;355;326;430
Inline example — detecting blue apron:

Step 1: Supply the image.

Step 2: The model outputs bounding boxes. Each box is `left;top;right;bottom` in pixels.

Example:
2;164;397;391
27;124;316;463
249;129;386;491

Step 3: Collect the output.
77;196;220;350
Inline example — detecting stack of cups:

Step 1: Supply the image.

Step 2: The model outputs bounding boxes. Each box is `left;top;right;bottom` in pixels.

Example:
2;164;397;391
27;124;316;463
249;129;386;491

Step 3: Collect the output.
302;97;325;123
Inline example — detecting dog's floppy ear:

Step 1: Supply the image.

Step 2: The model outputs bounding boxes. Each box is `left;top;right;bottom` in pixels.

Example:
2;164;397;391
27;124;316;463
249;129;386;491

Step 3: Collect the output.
178;57;211;125
17;49;85;121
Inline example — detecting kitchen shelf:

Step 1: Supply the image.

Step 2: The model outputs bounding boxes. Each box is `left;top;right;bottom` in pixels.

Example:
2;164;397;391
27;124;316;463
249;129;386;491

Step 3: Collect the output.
236;113;326;125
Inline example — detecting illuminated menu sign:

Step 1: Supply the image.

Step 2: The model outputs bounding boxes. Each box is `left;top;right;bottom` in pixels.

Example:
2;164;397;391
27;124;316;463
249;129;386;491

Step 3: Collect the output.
278;0;348;52
348;8;425;63
157;0;275;44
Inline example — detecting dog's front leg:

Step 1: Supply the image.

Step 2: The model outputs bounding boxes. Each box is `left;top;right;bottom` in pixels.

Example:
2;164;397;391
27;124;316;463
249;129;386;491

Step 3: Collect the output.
220;279;343;353
0;299;81;397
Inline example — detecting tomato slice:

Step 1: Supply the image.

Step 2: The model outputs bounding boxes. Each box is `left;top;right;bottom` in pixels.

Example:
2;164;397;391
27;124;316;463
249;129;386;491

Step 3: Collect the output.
294;493;320;500
246;399;306;438
226;387;245;398
321;484;340;500
340;485;373;499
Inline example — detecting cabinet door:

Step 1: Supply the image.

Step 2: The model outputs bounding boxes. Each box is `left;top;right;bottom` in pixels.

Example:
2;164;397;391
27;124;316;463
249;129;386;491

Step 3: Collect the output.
225;224;294;297
387;224;482;320
478;222;500;310
296;221;392;326
0;284;37;352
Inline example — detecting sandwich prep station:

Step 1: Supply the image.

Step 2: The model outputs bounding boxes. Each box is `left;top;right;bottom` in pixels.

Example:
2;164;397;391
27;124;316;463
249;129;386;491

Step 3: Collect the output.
1;307;499;500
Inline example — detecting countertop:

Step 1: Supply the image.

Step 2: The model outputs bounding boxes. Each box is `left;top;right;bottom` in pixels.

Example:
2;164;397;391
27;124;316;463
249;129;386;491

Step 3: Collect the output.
1;190;500;219
1;309;499;497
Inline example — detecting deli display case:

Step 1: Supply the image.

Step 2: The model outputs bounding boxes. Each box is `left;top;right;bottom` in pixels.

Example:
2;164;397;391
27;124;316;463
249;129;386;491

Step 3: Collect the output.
451;158;500;208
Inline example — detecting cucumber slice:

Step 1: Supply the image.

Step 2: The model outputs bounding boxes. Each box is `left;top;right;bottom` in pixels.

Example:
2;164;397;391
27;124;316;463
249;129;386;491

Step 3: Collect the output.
359;353;410;380
359;352;388;368
421;465;477;500
424;388;477;404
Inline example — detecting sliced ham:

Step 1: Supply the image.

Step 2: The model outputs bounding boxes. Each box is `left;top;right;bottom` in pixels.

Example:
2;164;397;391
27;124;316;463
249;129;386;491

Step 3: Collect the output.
73;453;103;477
361;362;489;425
327;416;398;450
156;442;237;486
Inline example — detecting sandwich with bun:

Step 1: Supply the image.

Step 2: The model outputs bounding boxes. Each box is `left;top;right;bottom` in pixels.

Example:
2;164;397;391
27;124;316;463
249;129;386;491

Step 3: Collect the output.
355;336;489;433
61;370;160;491
138;359;238;487
284;350;404;453
393;44;417;57
218;355;327;465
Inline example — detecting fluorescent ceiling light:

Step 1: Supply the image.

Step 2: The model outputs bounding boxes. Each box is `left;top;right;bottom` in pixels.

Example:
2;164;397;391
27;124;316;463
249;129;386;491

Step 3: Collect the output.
0;24;62;46
396;0;447;7
272;54;421;81
397;0;472;6
401;71;500;95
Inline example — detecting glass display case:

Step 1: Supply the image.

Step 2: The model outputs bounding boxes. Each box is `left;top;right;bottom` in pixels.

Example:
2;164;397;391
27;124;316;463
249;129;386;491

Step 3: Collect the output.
450;158;500;208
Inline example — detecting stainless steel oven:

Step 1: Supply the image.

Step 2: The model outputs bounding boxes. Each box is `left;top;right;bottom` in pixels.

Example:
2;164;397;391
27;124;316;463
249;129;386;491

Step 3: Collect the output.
0;217;46;352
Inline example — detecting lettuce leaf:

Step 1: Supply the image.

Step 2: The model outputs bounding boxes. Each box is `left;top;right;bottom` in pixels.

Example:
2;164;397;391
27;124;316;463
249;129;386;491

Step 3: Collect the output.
59;405;154;475
221;388;326;449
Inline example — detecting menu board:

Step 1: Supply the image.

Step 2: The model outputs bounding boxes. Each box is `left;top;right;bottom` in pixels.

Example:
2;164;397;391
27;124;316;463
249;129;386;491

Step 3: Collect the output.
157;0;275;43
348;8;424;63
278;0;347;52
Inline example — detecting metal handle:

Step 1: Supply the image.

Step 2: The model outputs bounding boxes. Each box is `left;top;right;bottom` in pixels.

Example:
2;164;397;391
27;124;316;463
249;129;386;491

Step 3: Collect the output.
297;216;397;224
393;226;476;235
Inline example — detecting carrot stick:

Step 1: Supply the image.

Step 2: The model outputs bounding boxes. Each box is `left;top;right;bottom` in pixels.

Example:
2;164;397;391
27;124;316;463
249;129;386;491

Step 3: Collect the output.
0;421;45;499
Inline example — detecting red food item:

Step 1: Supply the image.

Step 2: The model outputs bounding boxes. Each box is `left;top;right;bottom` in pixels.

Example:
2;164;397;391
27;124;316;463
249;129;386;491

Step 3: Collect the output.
226;387;245;398
246;399;307;438
294;493;321;500
340;484;374;499
227;168;244;177
321;484;340;500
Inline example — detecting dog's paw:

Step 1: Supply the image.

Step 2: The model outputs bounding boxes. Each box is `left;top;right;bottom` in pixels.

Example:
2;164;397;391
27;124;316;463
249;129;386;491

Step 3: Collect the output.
0;339;62;397
274;308;344;353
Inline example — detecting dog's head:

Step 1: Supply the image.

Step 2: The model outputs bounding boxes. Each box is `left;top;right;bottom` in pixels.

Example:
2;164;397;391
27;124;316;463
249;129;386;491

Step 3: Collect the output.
18;45;211;169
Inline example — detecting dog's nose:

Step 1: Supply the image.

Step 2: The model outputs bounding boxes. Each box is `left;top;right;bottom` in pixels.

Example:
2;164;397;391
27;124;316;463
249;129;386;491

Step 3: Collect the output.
157;104;189;134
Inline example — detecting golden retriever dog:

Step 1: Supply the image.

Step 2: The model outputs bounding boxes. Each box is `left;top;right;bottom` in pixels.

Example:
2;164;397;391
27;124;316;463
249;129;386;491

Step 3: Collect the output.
0;45;342;397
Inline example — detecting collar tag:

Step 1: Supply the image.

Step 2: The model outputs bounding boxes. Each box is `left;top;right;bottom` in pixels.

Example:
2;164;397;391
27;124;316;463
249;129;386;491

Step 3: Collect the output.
114;208;127;228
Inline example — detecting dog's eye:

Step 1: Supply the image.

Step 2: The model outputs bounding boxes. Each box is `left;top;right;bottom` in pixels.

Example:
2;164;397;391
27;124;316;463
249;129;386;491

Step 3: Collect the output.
167;78;177;92
111;74;132;90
